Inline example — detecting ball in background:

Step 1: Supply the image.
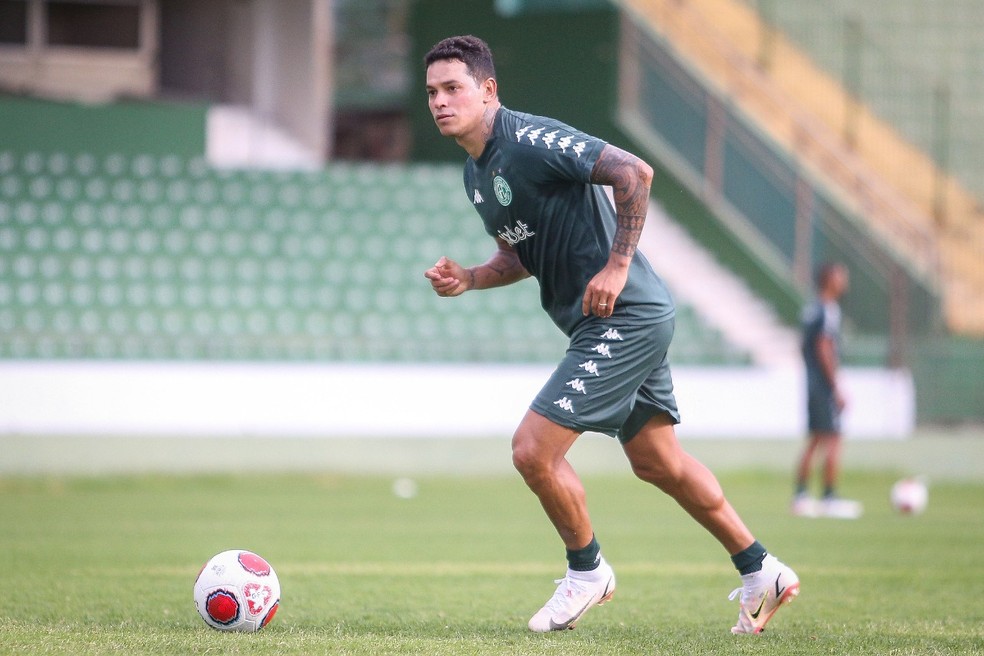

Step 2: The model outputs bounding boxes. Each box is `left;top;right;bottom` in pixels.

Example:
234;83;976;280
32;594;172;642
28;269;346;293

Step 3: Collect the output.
890;477;929;515
392;477;419;499
194;549;281;632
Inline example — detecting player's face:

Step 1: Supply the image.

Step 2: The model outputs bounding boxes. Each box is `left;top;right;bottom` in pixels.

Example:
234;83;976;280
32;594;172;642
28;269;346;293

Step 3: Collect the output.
425;59;490;142
827;266;849;297
834;268;850;296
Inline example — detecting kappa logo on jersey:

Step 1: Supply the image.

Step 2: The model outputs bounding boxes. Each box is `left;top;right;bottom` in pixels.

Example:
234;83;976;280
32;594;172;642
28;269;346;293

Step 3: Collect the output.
591;343;613;359
600;328;624;341
514;124;587;156
492;175;512;206
511;123;542;145
473;188;484;204
578;360;600;376
553;397;575;413
497;220;535;245
565;378;588;394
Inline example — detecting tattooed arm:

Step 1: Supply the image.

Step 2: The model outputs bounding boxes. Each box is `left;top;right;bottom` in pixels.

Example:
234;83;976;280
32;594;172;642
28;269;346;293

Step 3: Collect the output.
424;238;529;297
581;144;654;317
590;144;653;262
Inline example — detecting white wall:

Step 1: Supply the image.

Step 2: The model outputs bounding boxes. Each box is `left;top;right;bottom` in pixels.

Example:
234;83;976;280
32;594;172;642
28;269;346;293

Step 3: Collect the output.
0;362;914;439
253;0;331;153
204;0;332;168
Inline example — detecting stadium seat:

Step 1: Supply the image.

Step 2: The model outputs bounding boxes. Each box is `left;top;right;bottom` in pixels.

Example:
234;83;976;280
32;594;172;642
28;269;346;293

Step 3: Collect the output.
0;151;749;364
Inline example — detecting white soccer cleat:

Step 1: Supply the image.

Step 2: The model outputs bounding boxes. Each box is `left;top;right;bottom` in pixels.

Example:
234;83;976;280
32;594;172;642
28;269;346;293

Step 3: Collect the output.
528;557;616;632
820;497;863;519
729;554;799;634
791;493;819;518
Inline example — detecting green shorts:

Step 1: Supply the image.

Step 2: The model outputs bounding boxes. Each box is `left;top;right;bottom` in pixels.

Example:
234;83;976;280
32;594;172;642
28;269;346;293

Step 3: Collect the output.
530;315;680;443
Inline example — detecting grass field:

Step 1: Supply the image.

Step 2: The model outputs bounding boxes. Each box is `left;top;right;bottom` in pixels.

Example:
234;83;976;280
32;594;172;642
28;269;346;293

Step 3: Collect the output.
2;436;984;655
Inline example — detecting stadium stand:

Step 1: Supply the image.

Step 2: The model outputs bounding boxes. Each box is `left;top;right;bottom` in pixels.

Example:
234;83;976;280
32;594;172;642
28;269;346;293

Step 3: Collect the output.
751;0;984;203
0;149;749;365
617;0;984;336
747;0;984;339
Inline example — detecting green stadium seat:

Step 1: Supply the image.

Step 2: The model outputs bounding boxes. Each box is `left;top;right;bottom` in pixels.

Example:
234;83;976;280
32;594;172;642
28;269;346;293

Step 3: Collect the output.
0;150;749;363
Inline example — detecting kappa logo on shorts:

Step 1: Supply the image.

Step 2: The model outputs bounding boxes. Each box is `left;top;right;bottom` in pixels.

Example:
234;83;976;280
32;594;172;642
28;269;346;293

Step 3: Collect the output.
565;378;588;394
591;343;612;358
553;397;575;413
600;328;624;341
578;360;600;376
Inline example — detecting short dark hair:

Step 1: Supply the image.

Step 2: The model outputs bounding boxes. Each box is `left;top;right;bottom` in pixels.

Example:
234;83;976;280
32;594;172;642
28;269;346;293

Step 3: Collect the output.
424;35;496;84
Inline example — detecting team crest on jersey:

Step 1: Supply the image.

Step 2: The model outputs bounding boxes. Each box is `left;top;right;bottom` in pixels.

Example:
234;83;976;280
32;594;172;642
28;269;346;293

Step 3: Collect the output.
492;175;512;206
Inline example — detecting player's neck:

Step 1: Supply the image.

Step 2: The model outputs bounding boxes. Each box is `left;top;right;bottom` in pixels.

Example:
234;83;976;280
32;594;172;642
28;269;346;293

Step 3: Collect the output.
459;100;500;159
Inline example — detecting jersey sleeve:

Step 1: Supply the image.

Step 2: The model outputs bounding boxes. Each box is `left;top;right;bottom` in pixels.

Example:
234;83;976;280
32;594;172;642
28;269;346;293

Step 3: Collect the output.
821;303;841;337
507;115;607;185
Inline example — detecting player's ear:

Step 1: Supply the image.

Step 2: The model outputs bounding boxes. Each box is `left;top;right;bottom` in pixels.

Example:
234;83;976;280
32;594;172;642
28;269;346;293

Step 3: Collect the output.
482;77;497;103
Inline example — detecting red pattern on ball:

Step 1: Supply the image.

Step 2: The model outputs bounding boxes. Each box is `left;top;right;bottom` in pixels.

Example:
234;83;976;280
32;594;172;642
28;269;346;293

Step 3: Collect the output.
206;590;240;624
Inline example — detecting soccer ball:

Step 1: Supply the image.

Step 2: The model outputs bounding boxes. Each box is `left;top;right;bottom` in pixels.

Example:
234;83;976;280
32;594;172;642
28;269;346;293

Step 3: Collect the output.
193;549;280;632
890;477;928;515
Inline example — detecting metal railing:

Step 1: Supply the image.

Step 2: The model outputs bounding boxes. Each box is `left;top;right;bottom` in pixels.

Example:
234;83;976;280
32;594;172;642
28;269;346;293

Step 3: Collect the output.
616;0;952;360
618;0;941;294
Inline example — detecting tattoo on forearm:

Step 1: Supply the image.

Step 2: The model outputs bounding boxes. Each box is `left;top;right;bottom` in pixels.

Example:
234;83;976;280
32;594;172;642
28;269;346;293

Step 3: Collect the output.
487;261;510;277
613;214;646;258
472;247;529;290
592;146;651;260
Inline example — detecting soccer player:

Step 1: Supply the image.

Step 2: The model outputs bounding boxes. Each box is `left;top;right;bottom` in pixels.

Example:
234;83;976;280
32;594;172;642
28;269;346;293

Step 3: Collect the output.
792;262;863;519
422;34;798;634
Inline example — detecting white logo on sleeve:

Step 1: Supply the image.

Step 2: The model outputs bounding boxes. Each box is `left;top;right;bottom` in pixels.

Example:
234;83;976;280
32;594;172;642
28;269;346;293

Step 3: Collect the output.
526;127;544;145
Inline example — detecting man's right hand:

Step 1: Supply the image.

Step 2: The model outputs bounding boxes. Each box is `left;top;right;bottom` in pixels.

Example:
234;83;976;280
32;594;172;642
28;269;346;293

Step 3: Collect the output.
424;256;471;297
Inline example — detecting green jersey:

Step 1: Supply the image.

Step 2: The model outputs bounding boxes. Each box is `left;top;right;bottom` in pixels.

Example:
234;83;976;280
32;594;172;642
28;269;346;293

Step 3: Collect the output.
463;107;674;336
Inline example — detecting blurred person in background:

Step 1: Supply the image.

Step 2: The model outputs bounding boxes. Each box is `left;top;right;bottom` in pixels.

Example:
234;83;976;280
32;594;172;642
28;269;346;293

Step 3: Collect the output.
422;34;799;635
792;262;862;519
